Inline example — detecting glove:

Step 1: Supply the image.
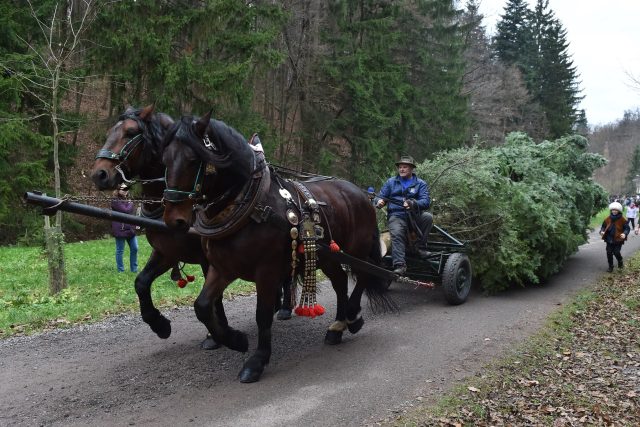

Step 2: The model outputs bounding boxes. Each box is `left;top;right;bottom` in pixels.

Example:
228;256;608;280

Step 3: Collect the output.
404;199;416;210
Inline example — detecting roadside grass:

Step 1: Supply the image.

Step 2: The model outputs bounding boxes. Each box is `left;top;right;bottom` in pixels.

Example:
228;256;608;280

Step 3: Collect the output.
389;251;640;426
589;207;610;230
0;236;255;338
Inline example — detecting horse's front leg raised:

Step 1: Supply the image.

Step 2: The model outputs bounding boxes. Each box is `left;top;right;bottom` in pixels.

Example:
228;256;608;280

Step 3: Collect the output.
194;265;248;353
323;263;349;345
134;250;174;338
238;280;278;383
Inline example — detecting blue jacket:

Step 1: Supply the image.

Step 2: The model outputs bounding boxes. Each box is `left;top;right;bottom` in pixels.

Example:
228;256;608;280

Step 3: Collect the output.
378;174;430;218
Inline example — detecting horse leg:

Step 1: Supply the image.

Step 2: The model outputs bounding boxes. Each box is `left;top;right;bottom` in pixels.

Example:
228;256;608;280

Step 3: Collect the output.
276;276;293;320
323;264;349;345
194;265;248;353
198;262;221;350
133;250;175;338
346;279;365;334
238;281;278;383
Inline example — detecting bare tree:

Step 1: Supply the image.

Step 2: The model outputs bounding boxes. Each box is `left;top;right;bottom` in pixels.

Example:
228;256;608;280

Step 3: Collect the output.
16;0;101;293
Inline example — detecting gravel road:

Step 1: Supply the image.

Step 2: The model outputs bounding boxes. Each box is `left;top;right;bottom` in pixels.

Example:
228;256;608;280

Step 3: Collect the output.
1;230;639;427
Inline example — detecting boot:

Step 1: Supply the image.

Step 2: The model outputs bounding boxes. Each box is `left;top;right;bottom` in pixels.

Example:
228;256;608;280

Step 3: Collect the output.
618;260;624;269
607;265;614;273
393;264;406;275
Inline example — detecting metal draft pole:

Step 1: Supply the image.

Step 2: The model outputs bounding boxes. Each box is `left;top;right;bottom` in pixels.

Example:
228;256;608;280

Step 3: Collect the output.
23;191;198;235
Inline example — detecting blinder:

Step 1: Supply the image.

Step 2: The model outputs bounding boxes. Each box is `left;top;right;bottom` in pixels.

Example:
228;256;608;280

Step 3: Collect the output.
95;133;144;162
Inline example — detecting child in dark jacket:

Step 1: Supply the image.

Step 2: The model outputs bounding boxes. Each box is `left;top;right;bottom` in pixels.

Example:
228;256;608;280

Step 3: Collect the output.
111;185;138;273
599;202;630;272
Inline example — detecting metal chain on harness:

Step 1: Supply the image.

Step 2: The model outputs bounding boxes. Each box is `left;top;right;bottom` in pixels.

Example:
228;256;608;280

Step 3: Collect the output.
46;193;163;206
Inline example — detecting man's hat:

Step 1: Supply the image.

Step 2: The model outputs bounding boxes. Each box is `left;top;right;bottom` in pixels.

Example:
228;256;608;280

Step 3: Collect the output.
395;155;416;168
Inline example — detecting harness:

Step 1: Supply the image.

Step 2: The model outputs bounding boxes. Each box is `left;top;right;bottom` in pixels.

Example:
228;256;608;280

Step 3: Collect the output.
192;154;271;239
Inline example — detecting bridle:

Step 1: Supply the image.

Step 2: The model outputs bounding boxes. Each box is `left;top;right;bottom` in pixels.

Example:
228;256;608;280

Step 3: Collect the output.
162;161;207;204
95;133;144;184
96;116;164;185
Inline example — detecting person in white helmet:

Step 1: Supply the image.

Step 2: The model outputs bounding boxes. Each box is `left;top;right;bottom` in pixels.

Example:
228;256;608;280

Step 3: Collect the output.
599;201;630;272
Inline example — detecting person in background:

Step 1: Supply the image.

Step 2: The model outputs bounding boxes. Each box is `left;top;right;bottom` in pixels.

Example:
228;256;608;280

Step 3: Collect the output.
599;201;630;273
111;184;138;273
626;202;638;230
376;155;433;275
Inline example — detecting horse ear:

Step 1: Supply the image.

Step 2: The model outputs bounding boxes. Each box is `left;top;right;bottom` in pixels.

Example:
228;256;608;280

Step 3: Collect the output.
140;104;155;121
194;110;212;138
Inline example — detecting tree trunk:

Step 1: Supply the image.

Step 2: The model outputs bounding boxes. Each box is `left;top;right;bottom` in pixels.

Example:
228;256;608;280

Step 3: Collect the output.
44;219;67;295
47;66;67;294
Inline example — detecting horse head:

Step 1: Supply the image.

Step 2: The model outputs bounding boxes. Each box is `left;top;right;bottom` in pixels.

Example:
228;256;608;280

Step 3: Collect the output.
91;104;172;190
161;111;254;232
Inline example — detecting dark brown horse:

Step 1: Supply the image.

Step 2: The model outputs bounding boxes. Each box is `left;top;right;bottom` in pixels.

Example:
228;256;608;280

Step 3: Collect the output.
161;112;392;382
90;106;219;347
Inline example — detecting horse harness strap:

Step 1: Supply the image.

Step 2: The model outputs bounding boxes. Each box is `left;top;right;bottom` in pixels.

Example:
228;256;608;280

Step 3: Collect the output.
192;153;271;238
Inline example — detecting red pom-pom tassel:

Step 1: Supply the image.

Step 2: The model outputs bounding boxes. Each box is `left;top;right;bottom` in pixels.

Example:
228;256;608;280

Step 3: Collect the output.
176;278;188;288
329;240;340;253
313;304;325;315
294;306;304;316
186;275;195;282
297;243;305;254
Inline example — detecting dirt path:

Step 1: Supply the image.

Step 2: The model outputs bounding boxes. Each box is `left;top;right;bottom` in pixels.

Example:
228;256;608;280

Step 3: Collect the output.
1;231;639;427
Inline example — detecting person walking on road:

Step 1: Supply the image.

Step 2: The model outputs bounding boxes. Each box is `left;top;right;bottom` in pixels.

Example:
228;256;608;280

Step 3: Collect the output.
599;201;630;272
626;203;638;230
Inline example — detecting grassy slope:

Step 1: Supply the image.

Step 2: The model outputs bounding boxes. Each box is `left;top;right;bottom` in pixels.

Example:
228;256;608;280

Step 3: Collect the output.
0;236;254;338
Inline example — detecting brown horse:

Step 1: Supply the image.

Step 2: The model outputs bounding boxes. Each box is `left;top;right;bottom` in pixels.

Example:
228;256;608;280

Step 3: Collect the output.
161;112;392;382
90;106;219;347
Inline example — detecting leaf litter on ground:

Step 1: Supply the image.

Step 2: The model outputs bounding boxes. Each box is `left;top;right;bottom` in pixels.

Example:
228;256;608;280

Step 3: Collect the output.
386;254;640;426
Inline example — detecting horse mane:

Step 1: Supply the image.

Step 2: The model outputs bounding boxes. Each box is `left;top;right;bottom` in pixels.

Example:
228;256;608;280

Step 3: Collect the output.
119;107;172;159
164;115;254;182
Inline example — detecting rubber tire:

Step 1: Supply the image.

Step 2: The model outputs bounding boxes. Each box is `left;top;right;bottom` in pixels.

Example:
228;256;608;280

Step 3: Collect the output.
441;253;472;305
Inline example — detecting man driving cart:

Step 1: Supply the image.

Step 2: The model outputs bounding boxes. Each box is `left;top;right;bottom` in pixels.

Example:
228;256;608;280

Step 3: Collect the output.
375;155;433;275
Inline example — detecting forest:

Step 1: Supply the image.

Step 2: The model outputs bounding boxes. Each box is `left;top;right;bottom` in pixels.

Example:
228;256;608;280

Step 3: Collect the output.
0;0;633;269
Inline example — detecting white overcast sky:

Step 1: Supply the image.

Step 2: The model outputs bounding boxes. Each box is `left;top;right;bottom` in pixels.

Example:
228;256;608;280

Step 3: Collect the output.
476;0;640;127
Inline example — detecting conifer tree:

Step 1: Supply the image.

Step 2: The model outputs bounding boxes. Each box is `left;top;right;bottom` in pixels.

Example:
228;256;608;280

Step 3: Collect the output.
494;0;582;138
625;145;640;194
529;0;582;137
88;0;286;132
493;0;531;67
397;0;469;158
316;0;408;183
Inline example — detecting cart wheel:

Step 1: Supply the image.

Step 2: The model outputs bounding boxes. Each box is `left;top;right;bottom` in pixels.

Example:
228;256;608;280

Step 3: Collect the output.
442;253;472;305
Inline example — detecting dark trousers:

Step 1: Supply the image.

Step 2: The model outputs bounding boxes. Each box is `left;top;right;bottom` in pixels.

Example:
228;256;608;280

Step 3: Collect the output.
388;212;433;267
628;218;636;229
606;242;623;267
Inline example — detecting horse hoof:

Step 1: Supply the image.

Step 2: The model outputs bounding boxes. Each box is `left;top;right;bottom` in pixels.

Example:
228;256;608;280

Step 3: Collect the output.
324;330;343;345
276;308;292;320
228;329;249;353
200;335;221;350
347;317;364;334
149;316;172;339
238;366;263;383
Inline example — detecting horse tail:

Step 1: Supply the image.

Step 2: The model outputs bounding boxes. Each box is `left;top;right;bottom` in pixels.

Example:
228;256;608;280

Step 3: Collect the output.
362;226;397;313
